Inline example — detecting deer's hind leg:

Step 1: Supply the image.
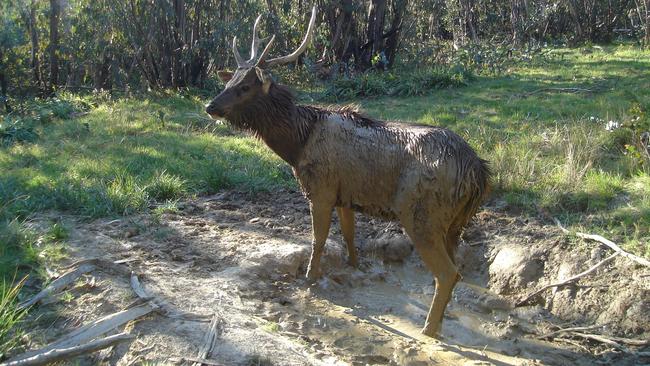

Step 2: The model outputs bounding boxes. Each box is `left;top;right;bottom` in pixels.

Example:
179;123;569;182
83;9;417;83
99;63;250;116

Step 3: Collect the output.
401;218;459;337
336;207;358;267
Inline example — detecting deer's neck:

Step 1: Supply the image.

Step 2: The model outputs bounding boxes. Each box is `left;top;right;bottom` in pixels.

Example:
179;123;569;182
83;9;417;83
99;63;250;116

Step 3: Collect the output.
228;85;319;167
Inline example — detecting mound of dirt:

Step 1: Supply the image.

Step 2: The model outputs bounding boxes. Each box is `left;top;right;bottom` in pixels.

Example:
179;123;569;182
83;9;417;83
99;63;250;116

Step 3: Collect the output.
11;190;650;365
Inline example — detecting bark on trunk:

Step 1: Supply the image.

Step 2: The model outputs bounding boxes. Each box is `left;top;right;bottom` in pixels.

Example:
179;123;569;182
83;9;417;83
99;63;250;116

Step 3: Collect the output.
49;0;60;93
365;0;387;68
385;0;407;67
0;50;10;113
29;0;42;89
566;0;584;41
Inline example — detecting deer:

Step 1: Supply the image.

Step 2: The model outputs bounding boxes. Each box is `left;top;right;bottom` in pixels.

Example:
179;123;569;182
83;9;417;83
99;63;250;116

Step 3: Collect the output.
205;7;490;337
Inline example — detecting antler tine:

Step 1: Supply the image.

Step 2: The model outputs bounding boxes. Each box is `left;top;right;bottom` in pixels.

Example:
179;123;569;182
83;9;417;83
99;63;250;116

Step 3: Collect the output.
255;35;276;67
232;36;247;68
263;6;317;67
248;14;264;63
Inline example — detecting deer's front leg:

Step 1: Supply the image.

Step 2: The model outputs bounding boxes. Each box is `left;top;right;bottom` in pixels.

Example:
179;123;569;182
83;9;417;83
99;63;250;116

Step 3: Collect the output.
306;201;333;280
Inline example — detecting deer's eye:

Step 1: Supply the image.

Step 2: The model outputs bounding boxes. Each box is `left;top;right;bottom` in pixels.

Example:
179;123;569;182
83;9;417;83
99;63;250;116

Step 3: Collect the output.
241;85;250;92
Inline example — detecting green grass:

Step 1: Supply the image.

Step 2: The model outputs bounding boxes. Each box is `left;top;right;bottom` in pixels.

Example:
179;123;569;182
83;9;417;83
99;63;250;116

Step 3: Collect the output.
0;278;28;358
0;44;649;357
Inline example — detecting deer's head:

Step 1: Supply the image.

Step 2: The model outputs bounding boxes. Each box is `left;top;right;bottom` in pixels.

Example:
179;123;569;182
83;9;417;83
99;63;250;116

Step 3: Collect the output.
205;7;317;119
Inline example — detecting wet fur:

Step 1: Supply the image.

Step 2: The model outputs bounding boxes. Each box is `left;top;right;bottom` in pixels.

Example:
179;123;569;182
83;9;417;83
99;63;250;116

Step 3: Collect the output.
219;79;490;336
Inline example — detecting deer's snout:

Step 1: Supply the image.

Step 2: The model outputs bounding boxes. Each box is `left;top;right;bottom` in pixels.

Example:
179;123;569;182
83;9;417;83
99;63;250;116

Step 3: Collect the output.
205;102;225;118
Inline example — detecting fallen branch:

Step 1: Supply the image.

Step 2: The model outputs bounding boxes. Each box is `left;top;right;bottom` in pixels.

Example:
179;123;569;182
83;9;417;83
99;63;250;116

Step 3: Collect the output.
536;323;610;340
570;332;629;352
521;87;593;97
170;356;225;366
605;336;650;346
517;252;619;306
1;333;134;366
553;331;650;354
553;218;650;268
18;262;97;310
129;272;211;322
7;304;154;363
193;315;221;366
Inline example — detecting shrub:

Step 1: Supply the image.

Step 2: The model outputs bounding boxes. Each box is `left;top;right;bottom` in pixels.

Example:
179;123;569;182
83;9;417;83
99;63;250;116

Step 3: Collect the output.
322;67;473;101
0;118;38;146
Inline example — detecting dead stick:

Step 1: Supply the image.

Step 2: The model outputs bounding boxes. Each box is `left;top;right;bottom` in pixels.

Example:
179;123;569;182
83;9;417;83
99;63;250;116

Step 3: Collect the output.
536;323;610;340
606;336;650;346
554;218;650;268
1;333;134;366
522;87;593;96
193;315;221;366
7;304;154;363
517;252;619;306
170;356;225;366
570;332;629;352
18;262;97;310
130;273;211;322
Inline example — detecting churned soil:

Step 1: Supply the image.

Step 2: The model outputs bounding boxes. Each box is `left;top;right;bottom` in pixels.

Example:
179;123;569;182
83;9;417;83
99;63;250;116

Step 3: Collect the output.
15;189;650;365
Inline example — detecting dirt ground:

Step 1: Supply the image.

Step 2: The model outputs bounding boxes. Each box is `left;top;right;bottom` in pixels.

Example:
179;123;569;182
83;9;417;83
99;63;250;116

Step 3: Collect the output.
13;189;650;365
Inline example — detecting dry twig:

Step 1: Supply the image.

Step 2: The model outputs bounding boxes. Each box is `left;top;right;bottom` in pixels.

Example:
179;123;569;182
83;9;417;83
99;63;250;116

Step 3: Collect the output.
553;218;650;268
18;262;97;310
193;315;221;366
1;333;134;366
129;272;212;322
6;305;154;363
517;252;619;306
536;323;610;340
521;87;593;97
170;356;225;366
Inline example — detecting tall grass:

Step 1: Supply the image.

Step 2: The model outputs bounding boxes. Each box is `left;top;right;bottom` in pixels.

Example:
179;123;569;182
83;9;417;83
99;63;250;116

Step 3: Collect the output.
0;278;28;358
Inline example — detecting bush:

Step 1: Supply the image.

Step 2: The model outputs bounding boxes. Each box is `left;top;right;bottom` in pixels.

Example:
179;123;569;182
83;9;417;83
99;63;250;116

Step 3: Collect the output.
322;67;473;101
0;118;38;146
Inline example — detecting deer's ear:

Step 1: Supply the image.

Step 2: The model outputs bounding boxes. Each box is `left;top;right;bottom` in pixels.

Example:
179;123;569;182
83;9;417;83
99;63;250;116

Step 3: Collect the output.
217;70;233;83
255;67;272;94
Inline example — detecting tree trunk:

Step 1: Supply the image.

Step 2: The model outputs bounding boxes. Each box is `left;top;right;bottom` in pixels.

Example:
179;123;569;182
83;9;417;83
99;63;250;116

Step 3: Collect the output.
510;0;527;45
49;0;60;93
29;0;42;89
385;0;407;67
639;0;650;47
566;0;584;41
327;0;356;66
172;0;187;87
365;0;387;68
0;50;10;113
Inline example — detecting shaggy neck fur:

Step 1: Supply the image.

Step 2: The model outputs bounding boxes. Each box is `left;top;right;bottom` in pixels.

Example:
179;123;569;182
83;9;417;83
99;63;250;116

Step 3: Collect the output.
226;84;322;166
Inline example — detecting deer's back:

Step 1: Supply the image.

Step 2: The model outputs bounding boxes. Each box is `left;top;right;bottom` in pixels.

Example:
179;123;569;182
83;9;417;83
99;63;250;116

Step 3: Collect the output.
295;113;483;220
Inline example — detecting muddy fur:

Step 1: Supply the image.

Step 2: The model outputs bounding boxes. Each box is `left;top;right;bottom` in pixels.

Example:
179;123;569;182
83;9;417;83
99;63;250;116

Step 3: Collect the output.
207;69;490;336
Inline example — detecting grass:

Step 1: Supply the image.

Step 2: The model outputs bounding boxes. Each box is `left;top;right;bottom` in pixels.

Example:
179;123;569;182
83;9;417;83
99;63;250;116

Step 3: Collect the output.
0;278;28;358
0;43;649;357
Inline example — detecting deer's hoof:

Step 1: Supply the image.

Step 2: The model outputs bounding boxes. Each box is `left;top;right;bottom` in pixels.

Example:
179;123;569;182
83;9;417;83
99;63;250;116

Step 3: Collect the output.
306;268;322;281
420;323;441;339
347;257;359;268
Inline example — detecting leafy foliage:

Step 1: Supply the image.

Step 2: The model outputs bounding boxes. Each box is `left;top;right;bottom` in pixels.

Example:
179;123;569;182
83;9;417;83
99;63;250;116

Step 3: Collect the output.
323;67;473;101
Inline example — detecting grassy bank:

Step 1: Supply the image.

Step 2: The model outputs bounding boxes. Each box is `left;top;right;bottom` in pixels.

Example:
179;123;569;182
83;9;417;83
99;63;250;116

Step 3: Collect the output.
1;44;649;356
